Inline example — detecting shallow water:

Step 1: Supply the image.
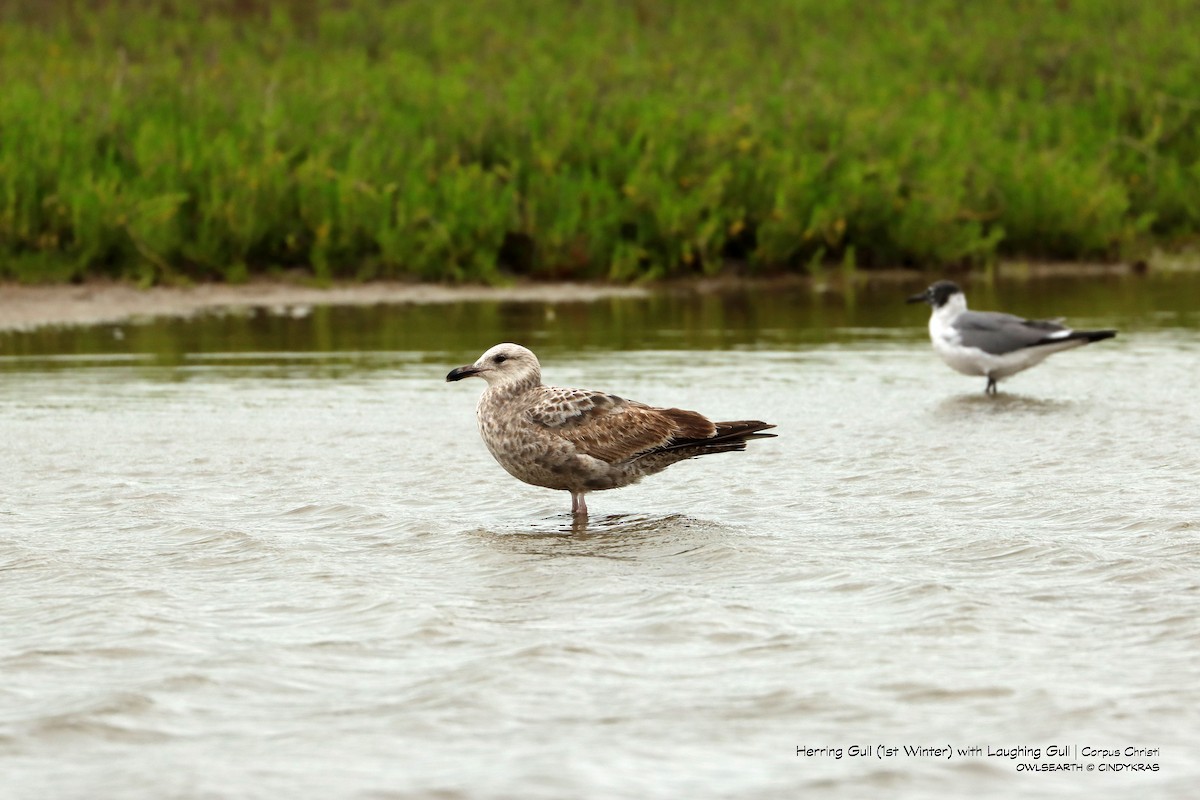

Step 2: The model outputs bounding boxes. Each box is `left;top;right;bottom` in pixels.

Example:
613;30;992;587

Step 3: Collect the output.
1;273;1198;799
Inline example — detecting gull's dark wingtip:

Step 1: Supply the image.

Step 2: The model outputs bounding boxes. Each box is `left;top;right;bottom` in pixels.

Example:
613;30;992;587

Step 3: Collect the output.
712;420;777;442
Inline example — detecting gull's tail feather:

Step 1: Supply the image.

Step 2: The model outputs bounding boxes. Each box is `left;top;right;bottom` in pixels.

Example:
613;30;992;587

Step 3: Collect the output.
635;420;777;467
710;420;778;444
661;420;776;453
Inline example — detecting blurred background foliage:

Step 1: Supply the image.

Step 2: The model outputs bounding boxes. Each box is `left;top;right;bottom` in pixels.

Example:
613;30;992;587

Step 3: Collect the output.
2;0;1198;283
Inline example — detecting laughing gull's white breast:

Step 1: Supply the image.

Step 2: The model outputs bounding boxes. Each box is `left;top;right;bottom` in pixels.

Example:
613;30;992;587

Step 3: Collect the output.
446;343;776;517
907;281;1117;394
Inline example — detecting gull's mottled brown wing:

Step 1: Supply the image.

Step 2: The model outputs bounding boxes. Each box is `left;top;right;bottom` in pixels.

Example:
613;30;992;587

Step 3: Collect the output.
525;386;716;464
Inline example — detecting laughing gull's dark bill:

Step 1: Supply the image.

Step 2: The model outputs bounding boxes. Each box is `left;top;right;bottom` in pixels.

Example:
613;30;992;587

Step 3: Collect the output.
907;281;1117;395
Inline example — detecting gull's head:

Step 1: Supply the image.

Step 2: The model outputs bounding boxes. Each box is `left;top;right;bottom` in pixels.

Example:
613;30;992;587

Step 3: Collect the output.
446;343;542;388
907;280;965;310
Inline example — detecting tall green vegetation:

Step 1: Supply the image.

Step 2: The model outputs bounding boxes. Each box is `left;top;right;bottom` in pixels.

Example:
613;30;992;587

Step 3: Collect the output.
2;0;1198;283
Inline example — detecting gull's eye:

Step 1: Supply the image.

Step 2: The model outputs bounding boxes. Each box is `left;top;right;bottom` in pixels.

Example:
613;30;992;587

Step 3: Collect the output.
493;354;508;364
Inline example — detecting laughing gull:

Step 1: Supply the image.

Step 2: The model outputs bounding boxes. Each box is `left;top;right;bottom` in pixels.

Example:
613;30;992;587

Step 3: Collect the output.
907;281;1117;394
446;343;776;516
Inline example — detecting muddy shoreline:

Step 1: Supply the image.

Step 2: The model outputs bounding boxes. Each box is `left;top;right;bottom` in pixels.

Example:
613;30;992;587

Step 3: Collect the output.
0;263;1156;332
0;280;658;332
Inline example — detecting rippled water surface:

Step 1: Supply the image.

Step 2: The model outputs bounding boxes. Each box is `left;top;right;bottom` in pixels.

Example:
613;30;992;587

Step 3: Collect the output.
2;274;1198;799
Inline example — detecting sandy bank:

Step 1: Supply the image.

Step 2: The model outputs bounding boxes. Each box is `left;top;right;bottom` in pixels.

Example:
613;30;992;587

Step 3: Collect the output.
0;262;1155;332
0;280;654;332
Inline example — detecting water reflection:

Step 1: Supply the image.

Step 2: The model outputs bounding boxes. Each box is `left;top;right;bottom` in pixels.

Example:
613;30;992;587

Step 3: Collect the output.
3;270;1198;369
934;393;1077;418
467;513;732;558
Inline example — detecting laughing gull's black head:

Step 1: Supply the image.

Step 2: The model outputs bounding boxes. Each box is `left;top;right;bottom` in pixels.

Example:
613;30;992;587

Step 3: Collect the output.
907;281;963;309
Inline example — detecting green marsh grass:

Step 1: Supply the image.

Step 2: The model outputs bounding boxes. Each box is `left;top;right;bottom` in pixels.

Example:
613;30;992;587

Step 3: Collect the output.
2;0;1199;283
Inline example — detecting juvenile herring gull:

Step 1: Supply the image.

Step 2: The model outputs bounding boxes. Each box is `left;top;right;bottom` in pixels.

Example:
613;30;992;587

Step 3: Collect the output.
907;280;1117;394
446;343;776;516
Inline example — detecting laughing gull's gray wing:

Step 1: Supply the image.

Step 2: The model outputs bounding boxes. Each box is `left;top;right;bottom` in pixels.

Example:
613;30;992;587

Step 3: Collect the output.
953;310;1076;355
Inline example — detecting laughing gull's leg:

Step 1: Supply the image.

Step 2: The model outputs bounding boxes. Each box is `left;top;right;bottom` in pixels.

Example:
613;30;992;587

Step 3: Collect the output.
986;376;998;395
